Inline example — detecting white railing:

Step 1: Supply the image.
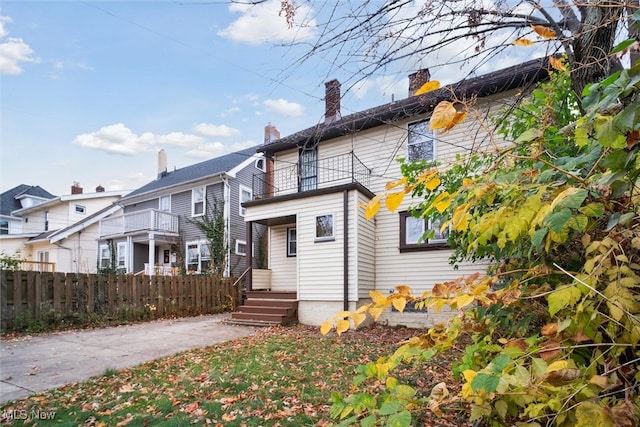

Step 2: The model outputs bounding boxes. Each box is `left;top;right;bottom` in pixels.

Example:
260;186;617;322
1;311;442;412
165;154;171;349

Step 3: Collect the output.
99;209;179;237
143;264;180;276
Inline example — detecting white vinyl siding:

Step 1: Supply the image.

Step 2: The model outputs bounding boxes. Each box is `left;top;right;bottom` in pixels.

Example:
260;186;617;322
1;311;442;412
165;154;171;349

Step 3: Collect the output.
269;225;297;292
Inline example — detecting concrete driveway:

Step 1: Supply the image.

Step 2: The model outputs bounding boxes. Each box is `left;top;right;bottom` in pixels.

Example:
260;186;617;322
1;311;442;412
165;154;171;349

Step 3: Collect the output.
0;314;258;404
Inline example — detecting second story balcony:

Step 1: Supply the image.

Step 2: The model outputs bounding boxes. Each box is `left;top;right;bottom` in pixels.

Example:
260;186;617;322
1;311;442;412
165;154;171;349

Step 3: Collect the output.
99;209;179;238
252;152;372;199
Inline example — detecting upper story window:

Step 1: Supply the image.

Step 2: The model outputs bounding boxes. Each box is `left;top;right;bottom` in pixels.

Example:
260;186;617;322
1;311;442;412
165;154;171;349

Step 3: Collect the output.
239;185;252;216
192;187;205;217
75;205;86;215
299;146;318;191
315;214;335;242
159;195;171;212
0;220;8;235
399;211;449;252
255;158;266;172
407;119;435;163
44;211;49;231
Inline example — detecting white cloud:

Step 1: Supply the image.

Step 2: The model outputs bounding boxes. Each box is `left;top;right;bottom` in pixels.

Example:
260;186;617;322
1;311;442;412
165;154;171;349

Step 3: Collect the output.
73;124;204;155
185;140;257;159
218;0;316;44
193;123;241;138
0;16;38;75
263;98;304;117
219;106;241;117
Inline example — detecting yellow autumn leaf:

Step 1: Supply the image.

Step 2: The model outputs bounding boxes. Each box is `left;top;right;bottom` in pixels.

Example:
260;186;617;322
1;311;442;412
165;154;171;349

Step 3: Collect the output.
356;303;371;313
441;111;467;132
514;38;534;46
392;297;407;313
369;305;385;321
335;310;351;319
370;290;386;304
365;198;381;220
320;320;333;335
546;360;568;373
455;294;475;309
352;311;367;328
395;285;412;295
413;80;441;96
531;24;556;39
425;175;441;191
385;178;407;191
433;191;452;213
452;204;470;232
336;319;350;336
549;56;566;71
430;101;457;130
385;191;405;213
471;284;490;295
463;370;477;383
462;178;473;186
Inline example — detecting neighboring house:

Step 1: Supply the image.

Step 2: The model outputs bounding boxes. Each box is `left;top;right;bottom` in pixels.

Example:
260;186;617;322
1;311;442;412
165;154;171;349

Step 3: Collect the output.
3;183;128;273
97;145;268;277
241;58;550;327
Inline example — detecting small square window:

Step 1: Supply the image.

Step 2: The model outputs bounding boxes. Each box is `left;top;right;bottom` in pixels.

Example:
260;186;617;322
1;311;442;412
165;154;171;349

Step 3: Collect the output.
236;240;247;256
399;211;449;252
75;205;86;214
315;214;334;242
287;228;297;256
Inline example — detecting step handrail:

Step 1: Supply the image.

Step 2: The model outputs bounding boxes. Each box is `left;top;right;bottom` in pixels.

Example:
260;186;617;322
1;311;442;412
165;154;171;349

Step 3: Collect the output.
232;266;252;288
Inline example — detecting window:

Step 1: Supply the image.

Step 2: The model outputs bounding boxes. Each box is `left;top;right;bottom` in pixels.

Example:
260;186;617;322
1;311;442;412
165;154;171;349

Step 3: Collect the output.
192;187;205;216
117;242;126;268
407;119;435;163
186;241;210;273
399;211;449;252
75;204;86;215
287;228;297;256
44;211;49;231
255;158;266;172
99;244;111;268
315;214;334;242
159;195;170;212
236;240;247;256
37;251;49;272
0;220;8;235
239;185;252;217
299;146;318;191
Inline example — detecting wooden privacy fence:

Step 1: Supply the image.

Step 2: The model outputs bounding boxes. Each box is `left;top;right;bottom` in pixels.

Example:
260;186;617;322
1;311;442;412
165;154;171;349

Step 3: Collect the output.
0;270;241;331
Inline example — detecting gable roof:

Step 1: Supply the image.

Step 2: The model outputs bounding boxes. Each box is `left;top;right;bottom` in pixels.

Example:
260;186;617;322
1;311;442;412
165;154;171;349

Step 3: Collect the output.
260;57;551;155
0;185;56;216
122;145;262;201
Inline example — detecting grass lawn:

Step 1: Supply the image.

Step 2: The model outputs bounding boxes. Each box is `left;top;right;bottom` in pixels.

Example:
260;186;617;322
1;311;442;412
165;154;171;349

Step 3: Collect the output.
0;325;470;426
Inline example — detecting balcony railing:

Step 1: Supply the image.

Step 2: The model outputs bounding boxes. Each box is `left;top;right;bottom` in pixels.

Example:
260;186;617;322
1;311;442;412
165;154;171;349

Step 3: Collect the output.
143;264;180;276
99;209;179;237
18;261;56;272
252;152;371;199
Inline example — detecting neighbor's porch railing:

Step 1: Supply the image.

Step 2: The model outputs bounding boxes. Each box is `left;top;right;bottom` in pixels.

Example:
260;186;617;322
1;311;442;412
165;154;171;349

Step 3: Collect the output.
99;209;179;237
252;152;371;199
18;261;56;273
143;264;180;276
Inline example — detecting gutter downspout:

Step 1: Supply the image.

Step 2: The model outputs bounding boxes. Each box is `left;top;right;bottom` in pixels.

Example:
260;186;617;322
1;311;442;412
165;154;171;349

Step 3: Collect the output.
343;189;349;311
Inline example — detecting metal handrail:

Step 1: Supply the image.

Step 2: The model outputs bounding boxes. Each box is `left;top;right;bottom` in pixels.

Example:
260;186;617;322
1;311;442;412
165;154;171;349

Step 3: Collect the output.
232;266;252;288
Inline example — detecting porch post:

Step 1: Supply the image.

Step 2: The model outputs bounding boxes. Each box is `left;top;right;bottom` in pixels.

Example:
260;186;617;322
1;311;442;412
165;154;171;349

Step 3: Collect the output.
246;221;253;292
148;232;155;275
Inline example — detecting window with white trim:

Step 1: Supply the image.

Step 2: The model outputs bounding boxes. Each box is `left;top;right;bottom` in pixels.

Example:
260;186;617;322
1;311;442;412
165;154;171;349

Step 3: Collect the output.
236;240;247;256
75;204;86;215
159;195;171;212
0;220;8;235
407;119;435;163
399;211;449;252
186;241;210;273
44;211;49;231
287;228;297;256
99;244;111;268
315;214;335;242
239;185;252;217
117;242;126;268
255;158;266;172
192;187;205;216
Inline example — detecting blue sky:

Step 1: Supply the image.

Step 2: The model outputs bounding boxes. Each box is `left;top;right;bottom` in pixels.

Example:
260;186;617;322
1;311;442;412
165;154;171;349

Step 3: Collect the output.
1;1;546;196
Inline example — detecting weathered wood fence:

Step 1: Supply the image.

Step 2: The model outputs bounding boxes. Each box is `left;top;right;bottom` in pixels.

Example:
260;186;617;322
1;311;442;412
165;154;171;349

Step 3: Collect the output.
0;270;242;331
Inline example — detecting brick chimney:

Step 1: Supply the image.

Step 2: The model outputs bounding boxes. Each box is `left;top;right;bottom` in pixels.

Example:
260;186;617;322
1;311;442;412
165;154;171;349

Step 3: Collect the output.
409;68;431;96
324;79;341;124
158;149;167;179
71;182;83;194
96;185;105;192
264;123;280;144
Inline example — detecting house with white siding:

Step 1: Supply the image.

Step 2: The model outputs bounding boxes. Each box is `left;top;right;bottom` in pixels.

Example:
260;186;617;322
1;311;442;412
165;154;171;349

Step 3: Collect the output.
236;58;551;327
97;146;267;277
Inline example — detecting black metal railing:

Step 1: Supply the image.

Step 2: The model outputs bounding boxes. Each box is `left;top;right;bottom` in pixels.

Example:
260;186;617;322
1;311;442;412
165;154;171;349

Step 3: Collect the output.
252;152;371;199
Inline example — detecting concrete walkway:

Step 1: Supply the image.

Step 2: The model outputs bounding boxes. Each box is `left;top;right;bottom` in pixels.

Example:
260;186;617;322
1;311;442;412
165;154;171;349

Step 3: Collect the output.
0;314;258;404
